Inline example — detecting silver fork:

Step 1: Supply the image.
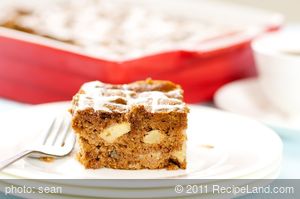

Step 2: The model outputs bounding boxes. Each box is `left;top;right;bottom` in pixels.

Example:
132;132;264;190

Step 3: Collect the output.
0;115;76;171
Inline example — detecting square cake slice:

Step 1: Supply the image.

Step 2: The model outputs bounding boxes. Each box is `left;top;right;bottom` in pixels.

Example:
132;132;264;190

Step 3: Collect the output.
69;79;189;170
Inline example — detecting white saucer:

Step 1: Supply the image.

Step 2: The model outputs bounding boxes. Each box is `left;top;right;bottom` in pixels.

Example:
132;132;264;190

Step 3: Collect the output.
214;78;300;136
0;102;282;183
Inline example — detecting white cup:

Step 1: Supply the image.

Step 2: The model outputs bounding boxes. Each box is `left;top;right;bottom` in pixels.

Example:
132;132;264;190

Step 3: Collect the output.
252;31;300;115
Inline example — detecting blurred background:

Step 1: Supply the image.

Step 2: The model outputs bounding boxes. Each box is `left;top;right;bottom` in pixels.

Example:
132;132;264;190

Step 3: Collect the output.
0;0;298;103
221;0;300;22
0;0;287;104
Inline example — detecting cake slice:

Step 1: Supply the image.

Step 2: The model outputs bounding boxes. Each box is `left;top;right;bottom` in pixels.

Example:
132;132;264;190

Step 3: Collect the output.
69;79;189;170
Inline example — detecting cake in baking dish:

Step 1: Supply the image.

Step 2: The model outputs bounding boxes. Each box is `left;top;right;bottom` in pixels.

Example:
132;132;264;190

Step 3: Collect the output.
69;79;189;170
0;0;239;60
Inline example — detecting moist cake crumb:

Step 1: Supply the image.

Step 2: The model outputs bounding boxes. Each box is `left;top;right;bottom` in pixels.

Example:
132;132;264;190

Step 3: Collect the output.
70;79;189;170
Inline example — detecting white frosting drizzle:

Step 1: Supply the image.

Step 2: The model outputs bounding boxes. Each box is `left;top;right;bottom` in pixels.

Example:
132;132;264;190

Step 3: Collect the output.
75;81;186;113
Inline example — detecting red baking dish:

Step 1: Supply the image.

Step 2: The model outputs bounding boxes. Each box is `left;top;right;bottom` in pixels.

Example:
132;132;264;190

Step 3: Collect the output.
0;0;283;104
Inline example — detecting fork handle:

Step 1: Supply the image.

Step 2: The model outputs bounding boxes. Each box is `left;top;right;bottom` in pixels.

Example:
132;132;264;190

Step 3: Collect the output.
0;150;33;171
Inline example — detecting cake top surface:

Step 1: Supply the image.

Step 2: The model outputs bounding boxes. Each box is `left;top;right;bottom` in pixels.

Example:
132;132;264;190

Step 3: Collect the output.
72;79;188;113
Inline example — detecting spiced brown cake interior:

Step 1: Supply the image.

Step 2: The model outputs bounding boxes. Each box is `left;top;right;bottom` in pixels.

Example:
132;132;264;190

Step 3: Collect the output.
70;79;189;170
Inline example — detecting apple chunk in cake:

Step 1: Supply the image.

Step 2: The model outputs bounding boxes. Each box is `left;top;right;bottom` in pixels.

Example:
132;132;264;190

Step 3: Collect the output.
69;79;189;170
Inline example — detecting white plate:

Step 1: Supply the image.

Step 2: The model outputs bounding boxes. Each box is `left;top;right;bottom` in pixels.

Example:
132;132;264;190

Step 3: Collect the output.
0;166;280;199
0;157;281;198
214;78;300;136
0;102;282;183
0;153;281;198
